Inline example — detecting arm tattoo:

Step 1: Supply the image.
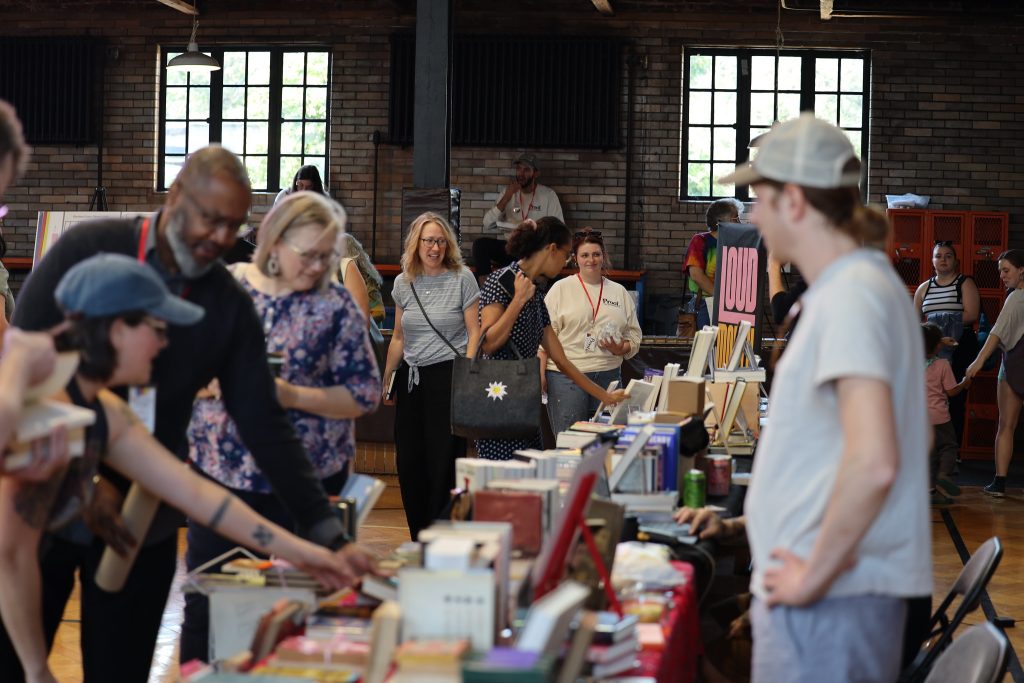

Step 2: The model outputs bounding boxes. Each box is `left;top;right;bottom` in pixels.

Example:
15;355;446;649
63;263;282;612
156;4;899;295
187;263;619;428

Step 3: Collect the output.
252;523;274;548
207;494;233;532
13;477;64;530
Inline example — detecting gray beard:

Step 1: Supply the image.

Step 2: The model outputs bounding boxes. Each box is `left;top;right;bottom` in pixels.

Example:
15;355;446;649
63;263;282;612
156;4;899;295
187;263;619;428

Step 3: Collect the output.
165;210;214;279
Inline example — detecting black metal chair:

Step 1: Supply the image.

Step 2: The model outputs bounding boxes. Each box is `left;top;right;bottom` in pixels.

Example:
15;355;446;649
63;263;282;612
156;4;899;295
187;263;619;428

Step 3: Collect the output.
923;622;1009;683
899;536;1003;683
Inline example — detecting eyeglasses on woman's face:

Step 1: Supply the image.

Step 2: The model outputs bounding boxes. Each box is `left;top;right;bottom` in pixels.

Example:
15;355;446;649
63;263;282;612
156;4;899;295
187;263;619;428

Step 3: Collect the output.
420;237;447;248
282;240;341;268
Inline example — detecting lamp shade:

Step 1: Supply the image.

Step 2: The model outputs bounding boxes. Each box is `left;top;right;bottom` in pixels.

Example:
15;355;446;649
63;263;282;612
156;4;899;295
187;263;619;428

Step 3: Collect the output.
167;43;220;72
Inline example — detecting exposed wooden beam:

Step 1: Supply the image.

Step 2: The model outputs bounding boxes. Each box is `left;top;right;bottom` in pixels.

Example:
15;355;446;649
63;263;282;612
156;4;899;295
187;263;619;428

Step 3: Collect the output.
591;0;614;15
157;0;198;15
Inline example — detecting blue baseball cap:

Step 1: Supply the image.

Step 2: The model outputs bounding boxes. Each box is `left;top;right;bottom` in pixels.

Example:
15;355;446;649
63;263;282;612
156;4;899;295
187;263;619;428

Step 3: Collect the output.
55;253;204;326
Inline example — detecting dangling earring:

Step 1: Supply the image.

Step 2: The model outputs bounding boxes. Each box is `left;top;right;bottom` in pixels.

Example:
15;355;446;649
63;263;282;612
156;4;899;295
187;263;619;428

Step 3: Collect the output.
268;253;281;277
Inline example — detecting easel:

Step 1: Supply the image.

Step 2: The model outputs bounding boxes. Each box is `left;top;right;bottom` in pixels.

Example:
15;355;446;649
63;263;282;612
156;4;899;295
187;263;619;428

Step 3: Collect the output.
706;330;762;454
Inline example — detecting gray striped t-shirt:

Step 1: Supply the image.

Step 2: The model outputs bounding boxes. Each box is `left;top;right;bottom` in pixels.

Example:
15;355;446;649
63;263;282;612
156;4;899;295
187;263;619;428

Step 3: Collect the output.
393;266;479;368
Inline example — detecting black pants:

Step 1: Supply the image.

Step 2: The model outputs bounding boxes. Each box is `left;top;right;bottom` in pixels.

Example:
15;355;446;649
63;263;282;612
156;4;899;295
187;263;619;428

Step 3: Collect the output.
0;532;179;683
179;468;349;664
394;361;466;540
472;237;512;278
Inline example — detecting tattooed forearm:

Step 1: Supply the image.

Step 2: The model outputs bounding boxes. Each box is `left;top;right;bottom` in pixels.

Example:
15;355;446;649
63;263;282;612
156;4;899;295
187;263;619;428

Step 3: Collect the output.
13;477;64;529
207;494;233;532
253;524;274;548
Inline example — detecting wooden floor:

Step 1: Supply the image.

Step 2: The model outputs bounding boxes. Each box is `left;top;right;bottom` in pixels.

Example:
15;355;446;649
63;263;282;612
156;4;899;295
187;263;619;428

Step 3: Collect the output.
45;487;1024;682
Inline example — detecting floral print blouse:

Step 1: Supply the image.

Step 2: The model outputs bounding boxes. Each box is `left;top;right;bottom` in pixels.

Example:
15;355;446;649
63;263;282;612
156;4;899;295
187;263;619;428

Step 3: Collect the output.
188;268;381;493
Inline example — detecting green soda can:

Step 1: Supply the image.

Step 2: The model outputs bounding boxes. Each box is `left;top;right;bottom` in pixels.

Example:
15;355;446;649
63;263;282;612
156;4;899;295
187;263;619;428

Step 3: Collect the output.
683;468;706;509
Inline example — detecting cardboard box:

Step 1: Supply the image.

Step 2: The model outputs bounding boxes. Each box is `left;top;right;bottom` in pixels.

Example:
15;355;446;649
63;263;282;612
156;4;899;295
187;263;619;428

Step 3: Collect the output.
665;377;705;416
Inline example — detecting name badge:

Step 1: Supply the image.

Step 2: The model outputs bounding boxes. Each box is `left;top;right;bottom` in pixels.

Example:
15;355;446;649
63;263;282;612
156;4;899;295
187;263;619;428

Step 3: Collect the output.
583;332;598;353
128;385;157;434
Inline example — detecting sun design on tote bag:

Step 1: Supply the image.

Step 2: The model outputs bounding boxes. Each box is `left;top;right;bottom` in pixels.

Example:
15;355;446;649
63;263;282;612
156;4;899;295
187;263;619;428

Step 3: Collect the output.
485;381;509;401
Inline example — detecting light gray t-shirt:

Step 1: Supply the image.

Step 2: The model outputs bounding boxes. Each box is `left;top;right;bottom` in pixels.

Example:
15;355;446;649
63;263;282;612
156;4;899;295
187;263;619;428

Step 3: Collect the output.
745;249;932;601
393;267;479;379
991;288;1024;352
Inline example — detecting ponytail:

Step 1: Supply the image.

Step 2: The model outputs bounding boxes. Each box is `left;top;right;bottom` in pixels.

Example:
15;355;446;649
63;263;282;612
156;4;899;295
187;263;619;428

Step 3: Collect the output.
505;216;571;259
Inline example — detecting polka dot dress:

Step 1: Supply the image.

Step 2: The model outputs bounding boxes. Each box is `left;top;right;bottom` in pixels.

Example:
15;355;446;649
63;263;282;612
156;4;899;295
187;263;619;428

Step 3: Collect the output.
475;261;550;460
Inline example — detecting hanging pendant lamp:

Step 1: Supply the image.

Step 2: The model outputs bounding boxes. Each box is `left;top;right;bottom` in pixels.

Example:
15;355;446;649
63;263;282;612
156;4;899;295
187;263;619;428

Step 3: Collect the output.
166;0;220;72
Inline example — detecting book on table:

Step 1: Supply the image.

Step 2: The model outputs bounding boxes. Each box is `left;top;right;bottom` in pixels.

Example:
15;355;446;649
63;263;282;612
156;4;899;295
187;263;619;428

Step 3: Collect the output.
337;473;386;529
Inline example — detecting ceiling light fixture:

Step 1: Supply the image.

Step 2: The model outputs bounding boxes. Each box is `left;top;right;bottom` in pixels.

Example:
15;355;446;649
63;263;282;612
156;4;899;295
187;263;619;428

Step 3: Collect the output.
166;0;220;72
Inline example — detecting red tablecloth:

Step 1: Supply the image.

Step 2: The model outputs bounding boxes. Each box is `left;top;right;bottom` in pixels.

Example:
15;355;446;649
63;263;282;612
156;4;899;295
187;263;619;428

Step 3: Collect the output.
627;560;701;683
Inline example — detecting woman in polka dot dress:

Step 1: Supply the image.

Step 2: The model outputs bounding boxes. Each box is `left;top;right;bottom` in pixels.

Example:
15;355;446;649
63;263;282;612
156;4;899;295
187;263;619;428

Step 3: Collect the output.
476;217;629;459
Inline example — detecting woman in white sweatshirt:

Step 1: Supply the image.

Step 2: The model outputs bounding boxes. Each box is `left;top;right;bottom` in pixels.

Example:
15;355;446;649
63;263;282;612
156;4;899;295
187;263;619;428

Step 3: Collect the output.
540;229;642;434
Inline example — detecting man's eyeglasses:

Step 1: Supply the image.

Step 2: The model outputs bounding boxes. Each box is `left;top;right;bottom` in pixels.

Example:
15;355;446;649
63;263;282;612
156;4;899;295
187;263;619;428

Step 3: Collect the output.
935;240;954;247
420;237;447;248
574;230;602;239
142;317;169;341
182;190;247;234
282;241;341;268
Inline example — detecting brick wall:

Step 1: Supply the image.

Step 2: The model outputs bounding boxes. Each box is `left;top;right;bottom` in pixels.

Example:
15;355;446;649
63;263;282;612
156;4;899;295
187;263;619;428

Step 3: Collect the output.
1;2;1021;305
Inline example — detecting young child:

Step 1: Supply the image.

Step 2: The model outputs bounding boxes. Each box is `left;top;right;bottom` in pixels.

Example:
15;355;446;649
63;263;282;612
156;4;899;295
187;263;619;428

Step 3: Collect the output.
923;322;971;504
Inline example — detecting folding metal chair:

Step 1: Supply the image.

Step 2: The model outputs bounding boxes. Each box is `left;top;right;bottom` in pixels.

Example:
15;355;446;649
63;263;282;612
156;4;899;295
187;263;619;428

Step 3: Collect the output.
923;622;1009;683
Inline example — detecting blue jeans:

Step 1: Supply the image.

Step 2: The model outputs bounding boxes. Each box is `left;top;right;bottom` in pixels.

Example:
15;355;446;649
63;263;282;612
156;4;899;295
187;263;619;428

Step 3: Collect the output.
546;367;621;435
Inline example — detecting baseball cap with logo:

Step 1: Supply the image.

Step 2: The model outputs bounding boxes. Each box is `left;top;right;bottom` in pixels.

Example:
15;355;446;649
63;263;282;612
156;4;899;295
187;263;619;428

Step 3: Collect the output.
512;153;539;171
55;253;204;325
719;112;861;189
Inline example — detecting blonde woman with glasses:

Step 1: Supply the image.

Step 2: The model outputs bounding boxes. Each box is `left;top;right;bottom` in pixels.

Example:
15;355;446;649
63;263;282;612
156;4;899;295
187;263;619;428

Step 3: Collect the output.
382;212;480;540
181;191;381;662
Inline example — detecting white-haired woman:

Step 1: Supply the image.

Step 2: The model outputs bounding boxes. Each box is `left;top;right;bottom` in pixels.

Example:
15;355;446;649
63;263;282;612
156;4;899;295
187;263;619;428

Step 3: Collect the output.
181;191;381;662
382;212;480;540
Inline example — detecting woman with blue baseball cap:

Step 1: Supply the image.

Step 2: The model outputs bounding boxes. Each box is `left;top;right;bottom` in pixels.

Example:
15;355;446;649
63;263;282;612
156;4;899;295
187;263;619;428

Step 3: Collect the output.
0;253;375;683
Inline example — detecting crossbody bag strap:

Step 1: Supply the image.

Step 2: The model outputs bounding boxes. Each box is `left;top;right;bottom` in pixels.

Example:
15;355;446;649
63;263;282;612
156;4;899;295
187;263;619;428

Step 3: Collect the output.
409;280;462;357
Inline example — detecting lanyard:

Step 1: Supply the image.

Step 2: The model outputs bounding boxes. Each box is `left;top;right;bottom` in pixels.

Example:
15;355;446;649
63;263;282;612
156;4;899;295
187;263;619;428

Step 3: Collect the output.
138;215;191;299
578;273;604;324
517;189;536;220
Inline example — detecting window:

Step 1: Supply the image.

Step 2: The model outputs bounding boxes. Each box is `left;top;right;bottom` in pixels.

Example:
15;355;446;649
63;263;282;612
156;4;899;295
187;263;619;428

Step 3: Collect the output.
681;49;869;200
159;47;330;192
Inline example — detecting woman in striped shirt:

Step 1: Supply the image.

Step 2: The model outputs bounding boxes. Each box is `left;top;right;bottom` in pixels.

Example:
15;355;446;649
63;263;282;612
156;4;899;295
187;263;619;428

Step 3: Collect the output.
913;240;980;442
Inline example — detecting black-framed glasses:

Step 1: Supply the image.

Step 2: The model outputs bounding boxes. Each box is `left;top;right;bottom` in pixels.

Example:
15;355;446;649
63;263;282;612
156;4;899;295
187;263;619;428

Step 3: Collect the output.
182;189;248;235
420;237;447;248
574;229;602;239
934;240;954;247
282;241;341;268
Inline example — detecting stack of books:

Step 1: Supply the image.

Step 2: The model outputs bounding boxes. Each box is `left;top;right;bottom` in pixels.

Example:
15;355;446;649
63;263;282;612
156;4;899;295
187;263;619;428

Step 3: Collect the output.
584;611;640;679
454;458;536;492
392;639;471;683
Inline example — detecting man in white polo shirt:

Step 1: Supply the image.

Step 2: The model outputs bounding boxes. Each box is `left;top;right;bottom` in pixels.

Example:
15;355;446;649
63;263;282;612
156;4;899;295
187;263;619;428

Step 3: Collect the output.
473;153;563;285
720;114;931;682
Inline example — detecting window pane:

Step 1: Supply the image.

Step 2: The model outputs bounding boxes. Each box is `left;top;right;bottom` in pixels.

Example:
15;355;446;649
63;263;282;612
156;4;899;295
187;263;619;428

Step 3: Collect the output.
223;86;245;119
190;87;210;119
223;52;247;85
188;67;211;87
713;91;736;124
749;127;770;147
164;156;185;185
815;94;838;123
750;93;775;126
688;126;711;161
187;122;209;152
304;122;326;155
689;92;711;125
165;55;188;86
306;52;329;86
247;51;271;85
839;94;862;128
840;58;863;91
166;87;188;119
715;56;736;90
713;127;736;161
282;87;305;119
248;87;270;119
815;58;839;91
245;156;268;189
778;56;801;90
280;158;301;189
689;55;712;89
165;122;186;155
777;93;801;122
751;56;775;90
688;163;710;197
844;129;862;158
222;122;244;155
283;53;305;86
246;122;268;154
305;87;328;119
280;121;303;155
712;163;735;197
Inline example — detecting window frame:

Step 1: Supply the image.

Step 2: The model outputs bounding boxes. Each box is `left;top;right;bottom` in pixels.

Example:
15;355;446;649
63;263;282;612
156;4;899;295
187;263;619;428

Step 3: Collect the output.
680;47;870;201
157;45;332;193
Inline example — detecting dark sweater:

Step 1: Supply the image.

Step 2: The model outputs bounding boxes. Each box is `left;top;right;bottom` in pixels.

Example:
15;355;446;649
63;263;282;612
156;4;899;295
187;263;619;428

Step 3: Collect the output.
13;216;346;548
